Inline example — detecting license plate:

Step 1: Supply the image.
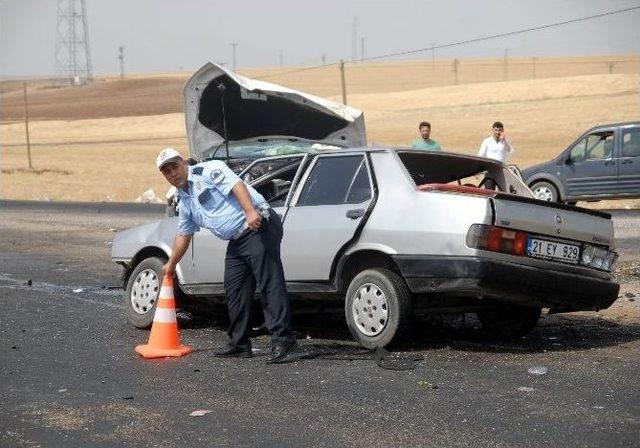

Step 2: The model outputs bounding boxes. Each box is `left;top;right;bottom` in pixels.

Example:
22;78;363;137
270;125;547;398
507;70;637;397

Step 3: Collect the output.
526;237;579;264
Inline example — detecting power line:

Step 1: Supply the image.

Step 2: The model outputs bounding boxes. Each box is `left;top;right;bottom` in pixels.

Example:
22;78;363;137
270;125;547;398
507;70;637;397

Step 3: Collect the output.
256;5;640;80
257;61;340;80
362;5;640;63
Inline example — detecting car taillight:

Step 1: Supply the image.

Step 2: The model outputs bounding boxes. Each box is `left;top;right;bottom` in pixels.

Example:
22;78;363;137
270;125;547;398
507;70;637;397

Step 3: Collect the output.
466;224;528;256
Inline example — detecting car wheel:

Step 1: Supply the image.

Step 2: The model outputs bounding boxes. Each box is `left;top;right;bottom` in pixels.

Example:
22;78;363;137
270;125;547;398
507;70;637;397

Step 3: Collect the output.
125;256;165;328
479;305;541;339
345;268;412;349
530;181;558;202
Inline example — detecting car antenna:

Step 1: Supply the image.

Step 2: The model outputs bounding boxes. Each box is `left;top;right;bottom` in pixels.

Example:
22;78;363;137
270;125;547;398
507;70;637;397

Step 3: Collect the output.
217;82;230;164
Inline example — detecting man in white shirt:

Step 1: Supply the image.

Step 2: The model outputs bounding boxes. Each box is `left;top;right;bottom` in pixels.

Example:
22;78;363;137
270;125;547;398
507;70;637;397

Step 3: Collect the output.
478;121;515;163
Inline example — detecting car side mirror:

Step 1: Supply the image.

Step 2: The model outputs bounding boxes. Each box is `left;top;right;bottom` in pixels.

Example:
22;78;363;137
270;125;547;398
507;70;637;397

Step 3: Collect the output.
565;155;573;165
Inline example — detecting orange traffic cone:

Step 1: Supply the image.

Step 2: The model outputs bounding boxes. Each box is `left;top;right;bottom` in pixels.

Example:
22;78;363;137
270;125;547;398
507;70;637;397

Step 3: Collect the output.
135;275;192;359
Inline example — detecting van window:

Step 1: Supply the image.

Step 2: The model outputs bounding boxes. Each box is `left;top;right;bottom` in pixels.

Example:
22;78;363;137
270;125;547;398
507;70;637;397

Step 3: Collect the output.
570;132;614;162
622;128;640;157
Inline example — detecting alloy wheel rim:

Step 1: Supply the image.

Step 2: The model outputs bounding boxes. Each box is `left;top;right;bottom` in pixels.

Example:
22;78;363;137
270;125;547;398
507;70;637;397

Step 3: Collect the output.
533;185;553;201
352;283;389;337
131;269;160;315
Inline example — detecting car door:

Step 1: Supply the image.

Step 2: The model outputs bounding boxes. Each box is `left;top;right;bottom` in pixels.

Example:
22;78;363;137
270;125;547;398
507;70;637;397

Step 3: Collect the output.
619;126;640;196
563;130;617;198
190;154;309;286
281;153;373;281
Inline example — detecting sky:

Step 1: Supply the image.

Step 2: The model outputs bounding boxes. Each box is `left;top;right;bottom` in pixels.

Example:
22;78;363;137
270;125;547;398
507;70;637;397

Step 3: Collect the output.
1;0;639;78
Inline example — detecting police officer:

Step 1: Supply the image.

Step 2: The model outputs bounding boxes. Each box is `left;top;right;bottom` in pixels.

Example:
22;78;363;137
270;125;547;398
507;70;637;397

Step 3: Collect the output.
156;147;312;364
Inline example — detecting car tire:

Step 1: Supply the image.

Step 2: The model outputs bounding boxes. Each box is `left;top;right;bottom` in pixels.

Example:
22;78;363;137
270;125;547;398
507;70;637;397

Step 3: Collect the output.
530;181;559;202
125;256;167;329
345;268;412;349
479;305;541;340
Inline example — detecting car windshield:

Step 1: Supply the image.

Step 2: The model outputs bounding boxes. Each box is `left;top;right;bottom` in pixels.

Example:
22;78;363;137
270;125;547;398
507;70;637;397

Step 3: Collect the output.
204;139;340;160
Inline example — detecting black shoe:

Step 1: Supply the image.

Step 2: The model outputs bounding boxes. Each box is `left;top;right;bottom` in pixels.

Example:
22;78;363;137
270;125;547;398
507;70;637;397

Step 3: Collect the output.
213;343;252;358
266;341;318;364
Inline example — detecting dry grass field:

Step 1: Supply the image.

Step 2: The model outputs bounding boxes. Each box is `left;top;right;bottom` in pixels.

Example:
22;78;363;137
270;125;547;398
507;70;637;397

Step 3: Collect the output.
1;56;639;206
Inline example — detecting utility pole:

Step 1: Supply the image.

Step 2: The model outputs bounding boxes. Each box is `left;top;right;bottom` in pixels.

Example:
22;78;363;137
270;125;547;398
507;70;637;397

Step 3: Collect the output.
23;82;33;170
503;48;509;81
532;56;537;80
339;59;347;105
279;50;284;67
322;53;327;65
351;17;358;62
360;37;365;63
118;46;125;78
453;58;459;85
230;43;238;71
431;43;435;69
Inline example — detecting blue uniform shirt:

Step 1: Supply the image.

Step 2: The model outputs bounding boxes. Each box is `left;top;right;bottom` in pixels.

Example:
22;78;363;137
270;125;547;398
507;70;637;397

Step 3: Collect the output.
176;160;267;240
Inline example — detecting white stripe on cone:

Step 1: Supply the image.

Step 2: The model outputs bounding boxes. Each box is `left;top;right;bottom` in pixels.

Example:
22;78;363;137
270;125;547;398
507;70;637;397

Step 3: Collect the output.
159;286;173;298
153;307;177;324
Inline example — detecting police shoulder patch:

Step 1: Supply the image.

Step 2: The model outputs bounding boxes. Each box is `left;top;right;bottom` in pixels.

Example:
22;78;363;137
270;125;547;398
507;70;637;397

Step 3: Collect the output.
210;168;224;184
191;166;204;175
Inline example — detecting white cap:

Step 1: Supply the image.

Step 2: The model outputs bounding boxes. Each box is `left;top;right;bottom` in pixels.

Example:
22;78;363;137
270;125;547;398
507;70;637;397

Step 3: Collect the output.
156;147;183;170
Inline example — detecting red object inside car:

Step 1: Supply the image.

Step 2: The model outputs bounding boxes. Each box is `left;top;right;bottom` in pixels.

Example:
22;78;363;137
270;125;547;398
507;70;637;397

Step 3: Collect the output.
417;183;498;197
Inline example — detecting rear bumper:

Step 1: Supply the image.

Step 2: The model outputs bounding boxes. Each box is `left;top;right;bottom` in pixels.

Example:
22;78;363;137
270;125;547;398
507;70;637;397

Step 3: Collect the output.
393;255;619;311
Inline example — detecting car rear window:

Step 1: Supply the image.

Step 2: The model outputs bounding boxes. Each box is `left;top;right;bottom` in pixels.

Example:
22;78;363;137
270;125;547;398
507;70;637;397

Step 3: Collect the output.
398;151;500;185
397;151;532;197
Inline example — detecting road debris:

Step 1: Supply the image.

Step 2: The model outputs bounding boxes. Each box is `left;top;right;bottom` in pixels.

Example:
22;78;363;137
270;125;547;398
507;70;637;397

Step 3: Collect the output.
190;410;212;417
528;366;548;375
517;386;535;392
417;380;438;390
135;188;163;204
72;288;84;293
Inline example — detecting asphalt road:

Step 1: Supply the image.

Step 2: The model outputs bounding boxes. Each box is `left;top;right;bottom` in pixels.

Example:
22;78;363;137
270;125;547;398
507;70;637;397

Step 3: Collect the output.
1;200;639;448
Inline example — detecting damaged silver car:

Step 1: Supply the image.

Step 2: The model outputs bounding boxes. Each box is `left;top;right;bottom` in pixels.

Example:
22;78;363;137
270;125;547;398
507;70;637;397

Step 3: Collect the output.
112;64;619;348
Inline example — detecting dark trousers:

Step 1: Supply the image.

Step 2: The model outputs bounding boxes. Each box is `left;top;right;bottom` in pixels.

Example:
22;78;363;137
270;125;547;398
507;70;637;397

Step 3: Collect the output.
224;208;293;348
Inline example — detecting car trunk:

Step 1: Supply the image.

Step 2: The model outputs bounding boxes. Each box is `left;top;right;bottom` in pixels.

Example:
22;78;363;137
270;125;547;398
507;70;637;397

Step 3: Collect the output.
491;194;613;247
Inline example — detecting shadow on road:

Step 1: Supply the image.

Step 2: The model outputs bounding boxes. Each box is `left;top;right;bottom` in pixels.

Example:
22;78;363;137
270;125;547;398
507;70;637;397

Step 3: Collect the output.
177;303;640;355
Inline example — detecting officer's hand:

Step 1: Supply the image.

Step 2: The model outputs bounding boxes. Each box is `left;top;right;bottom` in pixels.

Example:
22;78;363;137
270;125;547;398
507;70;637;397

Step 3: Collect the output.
162;262;175;279
246;209;262;231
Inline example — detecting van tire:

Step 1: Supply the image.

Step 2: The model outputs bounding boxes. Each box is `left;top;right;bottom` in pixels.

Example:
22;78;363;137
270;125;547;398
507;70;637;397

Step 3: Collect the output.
530;181;559;202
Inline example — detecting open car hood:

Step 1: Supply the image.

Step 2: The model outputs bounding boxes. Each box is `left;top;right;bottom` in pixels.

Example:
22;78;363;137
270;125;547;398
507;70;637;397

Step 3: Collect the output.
184;62;367;160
